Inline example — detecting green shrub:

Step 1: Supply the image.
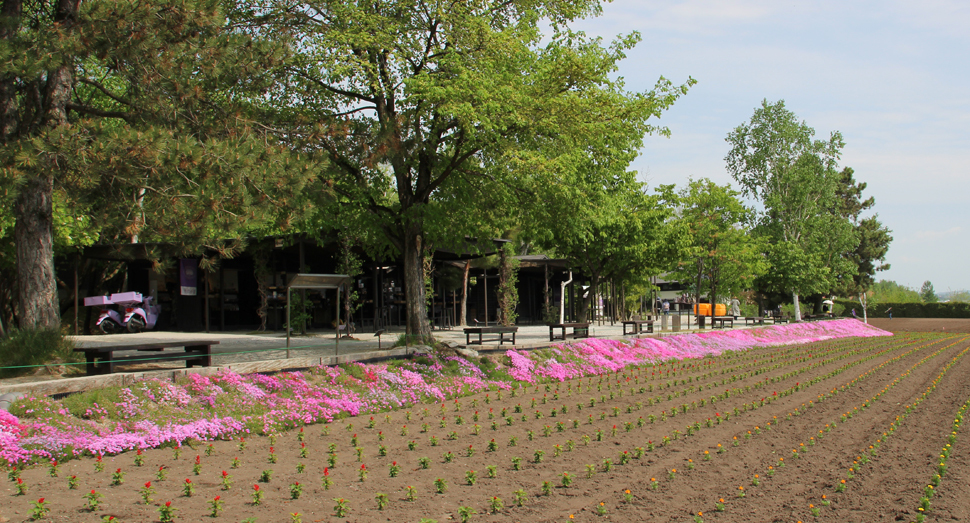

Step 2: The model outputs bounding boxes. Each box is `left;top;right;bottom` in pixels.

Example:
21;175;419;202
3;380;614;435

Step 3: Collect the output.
833;299;970;318
0;328;77;378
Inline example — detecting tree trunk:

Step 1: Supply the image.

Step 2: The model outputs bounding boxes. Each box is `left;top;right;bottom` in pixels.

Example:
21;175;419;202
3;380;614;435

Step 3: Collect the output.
793;293;802;321
459;261;469;326
709;279;717;320
11;0;77;331
402;223;432;342
14;173;59;329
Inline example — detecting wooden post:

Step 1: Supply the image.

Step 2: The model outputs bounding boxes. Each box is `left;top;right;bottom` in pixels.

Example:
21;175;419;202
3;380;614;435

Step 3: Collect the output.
483;268;488;326
73;252;79;336
219;266;225;332
544;262;549;322
204;269;209;333
335;285;340;357
286;286;291;352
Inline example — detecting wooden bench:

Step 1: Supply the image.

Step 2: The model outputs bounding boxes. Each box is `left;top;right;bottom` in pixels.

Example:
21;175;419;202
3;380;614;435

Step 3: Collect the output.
711;316;734;329
744;316;765;326
74;340;219;376
622;320;654;335
463;327;518;345
548;322;591;341
768;315;791;324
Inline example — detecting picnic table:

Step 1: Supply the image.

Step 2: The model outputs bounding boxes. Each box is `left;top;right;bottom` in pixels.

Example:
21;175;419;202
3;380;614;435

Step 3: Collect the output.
548;323;591;341
711;316;734;329
621;320;654;335
744;316;765;326
74;340;219;376
463;326;518;345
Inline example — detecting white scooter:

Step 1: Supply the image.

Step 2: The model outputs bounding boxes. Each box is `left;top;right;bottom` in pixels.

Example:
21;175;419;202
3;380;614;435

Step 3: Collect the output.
84;295;124;334
84;292;161;334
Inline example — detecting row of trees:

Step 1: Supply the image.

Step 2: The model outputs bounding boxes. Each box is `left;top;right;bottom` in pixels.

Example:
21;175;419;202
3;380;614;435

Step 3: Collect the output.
0;0;890;343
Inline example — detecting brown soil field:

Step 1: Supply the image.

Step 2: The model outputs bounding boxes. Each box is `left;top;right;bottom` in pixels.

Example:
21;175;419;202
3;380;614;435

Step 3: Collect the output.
3;331;970;523
868;317;970;333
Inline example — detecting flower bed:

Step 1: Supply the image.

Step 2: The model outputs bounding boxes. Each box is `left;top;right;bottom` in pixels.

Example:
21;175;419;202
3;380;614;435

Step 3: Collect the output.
1;320;888;464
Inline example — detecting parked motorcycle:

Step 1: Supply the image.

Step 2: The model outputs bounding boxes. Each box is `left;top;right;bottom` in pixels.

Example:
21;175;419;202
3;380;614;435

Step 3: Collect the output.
83;292;161;334
83;295;124;334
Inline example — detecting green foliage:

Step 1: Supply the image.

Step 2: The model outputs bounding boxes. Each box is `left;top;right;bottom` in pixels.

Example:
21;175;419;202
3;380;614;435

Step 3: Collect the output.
0;329;77;379
832;168;892;294
920;281;938;303
834;299;970;319
249;0;693;337
665;179;767;306
725;99;860;317
945;291;970;303
870;280;921;303
497;243;520;326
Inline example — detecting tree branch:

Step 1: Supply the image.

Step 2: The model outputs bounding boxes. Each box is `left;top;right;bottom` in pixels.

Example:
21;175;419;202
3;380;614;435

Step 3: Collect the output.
66;103;131;122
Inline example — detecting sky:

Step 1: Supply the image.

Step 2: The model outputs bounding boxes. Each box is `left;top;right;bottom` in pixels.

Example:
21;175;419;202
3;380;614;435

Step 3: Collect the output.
571;0;970;293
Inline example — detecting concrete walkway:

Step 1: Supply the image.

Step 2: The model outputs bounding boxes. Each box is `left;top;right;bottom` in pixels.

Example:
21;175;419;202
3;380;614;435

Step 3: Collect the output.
71;316;761;364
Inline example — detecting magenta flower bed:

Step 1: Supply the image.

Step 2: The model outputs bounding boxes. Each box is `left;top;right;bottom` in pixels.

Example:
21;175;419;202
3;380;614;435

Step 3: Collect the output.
0;319;888;464
507;318;890;382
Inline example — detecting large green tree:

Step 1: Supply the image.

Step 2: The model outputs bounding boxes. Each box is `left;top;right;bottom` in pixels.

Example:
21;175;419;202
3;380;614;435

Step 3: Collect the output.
920;280;938;303
0;0;314;330
530;179;673;321
831;167;892;298
726;99;859;320
665;179;767;317
251;0;692;340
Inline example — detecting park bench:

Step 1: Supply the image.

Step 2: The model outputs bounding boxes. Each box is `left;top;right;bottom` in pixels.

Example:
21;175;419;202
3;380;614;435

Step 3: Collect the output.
463;326;518;345
744;316;765;326
622;320;654;335
548;322;591;341
711;316;734;329
74;340;219;376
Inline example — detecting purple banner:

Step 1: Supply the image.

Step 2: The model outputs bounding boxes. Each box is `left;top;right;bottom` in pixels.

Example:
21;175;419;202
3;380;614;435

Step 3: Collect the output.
179;258;198;296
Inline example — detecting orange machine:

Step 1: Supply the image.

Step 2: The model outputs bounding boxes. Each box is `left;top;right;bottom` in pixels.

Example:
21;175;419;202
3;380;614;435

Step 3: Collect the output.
693;303;727;316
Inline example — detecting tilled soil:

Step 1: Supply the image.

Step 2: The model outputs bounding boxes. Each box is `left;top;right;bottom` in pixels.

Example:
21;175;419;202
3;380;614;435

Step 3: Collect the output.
3;331;970;523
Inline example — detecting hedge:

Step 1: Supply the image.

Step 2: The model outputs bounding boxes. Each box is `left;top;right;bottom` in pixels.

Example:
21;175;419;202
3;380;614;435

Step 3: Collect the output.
834;300;970;319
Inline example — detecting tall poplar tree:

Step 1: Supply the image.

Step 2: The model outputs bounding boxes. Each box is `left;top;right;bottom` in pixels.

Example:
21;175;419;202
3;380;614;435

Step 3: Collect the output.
726;99;858;320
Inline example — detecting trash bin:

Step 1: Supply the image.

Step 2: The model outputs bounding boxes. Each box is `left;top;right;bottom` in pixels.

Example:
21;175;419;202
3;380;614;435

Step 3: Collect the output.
661;315;669;331
697;315;706;329
671;315;681;332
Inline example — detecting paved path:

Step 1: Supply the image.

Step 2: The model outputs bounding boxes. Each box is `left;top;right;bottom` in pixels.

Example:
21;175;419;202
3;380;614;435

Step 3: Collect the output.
70;317;762;366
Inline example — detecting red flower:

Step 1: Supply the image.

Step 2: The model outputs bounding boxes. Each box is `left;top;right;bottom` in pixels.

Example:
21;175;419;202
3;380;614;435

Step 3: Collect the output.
91;490;96;494
185;479;192;484
195;455;201;464
145;481;152;488
37;498;45;503
253;485;260;491
323;467;329;476
222;471;228;477
360;464;366;470
269;447;274;453
116;468;122;473
214;495;221;501
392;461;397;466
165;501;172;507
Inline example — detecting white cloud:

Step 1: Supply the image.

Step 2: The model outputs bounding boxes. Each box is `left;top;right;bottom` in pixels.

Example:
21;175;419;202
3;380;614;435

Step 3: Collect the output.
915;227;964;240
